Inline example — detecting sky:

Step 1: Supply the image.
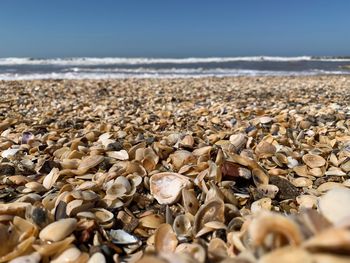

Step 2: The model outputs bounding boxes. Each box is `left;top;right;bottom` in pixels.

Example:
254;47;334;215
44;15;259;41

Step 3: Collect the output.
0;0;349;58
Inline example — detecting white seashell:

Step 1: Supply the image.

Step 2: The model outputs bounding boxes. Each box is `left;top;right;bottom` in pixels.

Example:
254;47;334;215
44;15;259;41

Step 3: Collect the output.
107;150;129;160
109;229;139;244
42;167;60;189
150;172;192;205
1;148;19;158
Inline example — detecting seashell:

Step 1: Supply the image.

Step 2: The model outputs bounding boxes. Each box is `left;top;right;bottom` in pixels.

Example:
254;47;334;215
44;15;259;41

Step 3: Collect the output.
0;202;31;216
303;228;350;252
33;235;75;256
325;167;346;176
248;211;303;246
150;172;192;205
93;208;114;223
287;156;299;168
173;214;193;237
8;252;41;263
175;243;206;263
193;198;225;234
66;199;93;216
255;141;276;158
207;238;228;261
154;223;178;253
318;188;350;224
42;167;60;189
292;177;313;187
317;182;345;192
1;148;20;158
312;253;350;263
257;184;279;199
302;154;326;168
309;167;325;177
169;150;196;170
75;155;104;174
107;150;129;160
60;159;80;169
39;218;77;242
296;195;317;209
229;133;247;151
252;168;269;186
192;146;212;156
142;147;159;172
180;134;194;148
139;214;165;229
109;229;139;244
181;188;199;215
251;198;272;214
340;160;350;172
259;246;313;263
293;165;310;177
88;252;106;263
221;161;252;180
0;236;35;263
260;116;273;124
51;246;81;263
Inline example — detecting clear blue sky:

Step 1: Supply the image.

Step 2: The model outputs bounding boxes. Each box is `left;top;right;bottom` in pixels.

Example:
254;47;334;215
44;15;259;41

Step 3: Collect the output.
0;0;349;58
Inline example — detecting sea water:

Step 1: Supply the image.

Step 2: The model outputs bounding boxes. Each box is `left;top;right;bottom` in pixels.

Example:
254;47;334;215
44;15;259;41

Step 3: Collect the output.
0;56;349;80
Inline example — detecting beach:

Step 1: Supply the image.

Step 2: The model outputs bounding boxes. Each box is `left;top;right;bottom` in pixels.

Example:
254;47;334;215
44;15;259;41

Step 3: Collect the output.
1;75;350;262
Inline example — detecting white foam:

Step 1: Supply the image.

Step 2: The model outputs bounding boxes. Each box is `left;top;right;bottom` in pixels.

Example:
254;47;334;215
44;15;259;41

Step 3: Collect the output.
1;56;350;66
0;68;348;80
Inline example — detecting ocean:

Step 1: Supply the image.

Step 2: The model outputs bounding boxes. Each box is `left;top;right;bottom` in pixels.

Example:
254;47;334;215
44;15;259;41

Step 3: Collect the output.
0;56;350;80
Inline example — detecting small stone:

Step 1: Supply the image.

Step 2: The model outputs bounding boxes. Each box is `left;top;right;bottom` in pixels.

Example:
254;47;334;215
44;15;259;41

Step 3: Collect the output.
269;176;299;200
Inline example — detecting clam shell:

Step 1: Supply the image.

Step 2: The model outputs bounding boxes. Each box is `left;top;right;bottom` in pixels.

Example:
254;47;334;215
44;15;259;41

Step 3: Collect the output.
229;133;247;151
39;218;77;242
193;198;225;234
181;188;199;215
169;150;196;170
173;214;193;237
154;223;178;253
107;150;129;160
51;246;81;263
109;229;138;244
42;167;60;189
150;172;192;205
76;155;104;174
302;154;326;168
139;214;165;229
175;243;205;263
255;141;276;158
32;235;75;256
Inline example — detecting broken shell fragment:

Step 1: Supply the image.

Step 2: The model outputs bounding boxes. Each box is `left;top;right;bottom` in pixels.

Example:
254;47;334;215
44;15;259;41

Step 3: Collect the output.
150;172;192;204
